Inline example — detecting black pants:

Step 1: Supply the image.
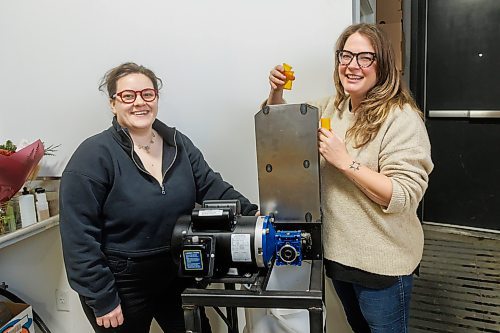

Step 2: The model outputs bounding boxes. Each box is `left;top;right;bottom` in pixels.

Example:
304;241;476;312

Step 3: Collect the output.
80;252;211;333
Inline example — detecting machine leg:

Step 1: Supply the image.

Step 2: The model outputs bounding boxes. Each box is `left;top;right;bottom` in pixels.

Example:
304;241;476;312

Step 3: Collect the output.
225;283;239;333
184;305;202;333
309;306;324;333
226;307;238;333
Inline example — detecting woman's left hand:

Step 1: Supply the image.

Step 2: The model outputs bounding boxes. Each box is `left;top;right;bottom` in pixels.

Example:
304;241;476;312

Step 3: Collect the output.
318;128;351;170
318;128;393;207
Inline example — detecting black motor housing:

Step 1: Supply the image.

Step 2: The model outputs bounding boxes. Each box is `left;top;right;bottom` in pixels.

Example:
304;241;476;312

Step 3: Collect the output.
171;213;268;278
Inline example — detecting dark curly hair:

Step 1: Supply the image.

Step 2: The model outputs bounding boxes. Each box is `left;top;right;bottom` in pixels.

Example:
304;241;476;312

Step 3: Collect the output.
99;62;163;99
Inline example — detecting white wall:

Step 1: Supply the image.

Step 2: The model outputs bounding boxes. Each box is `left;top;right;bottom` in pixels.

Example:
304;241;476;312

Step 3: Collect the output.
0;0;353;332
0;226;94;333
0;0;351;203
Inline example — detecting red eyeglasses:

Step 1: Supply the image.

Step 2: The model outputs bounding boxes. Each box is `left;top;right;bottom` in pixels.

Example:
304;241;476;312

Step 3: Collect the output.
113;88;158;104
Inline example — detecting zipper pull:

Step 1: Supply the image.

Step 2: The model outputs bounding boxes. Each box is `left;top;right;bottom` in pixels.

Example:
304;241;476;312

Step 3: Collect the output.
161;184;166;195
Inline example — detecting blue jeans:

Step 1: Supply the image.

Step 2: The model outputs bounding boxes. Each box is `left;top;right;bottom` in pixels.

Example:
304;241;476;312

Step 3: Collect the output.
331;275;413;333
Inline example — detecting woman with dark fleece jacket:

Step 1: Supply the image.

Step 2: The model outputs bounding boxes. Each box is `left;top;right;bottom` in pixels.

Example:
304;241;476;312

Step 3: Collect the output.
60;62;257;333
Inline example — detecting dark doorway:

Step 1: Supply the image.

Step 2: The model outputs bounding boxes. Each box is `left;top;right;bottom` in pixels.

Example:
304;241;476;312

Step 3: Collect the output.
411;0;500;231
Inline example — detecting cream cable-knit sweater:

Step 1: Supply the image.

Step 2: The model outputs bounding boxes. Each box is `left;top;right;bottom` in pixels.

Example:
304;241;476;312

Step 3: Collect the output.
310;96;434;276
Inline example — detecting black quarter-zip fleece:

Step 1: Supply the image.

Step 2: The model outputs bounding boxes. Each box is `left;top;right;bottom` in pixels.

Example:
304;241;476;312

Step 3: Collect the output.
59;117;257;316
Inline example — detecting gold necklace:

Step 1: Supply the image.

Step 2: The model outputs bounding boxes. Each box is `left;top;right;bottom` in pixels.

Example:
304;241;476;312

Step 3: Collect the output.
135;131;156;153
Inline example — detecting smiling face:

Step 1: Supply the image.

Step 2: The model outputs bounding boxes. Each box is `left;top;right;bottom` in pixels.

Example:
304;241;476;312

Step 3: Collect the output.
338;32;378;109
111;73;158;134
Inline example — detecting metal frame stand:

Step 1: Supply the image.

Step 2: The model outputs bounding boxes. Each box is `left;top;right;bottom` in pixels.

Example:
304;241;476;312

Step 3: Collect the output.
182;259;324;333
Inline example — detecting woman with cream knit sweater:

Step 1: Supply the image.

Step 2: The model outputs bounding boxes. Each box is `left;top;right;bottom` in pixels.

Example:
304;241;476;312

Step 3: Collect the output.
266;23;433;333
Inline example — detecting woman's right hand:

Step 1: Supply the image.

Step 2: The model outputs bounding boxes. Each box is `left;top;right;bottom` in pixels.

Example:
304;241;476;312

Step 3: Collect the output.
269;64;287;90
96;304;124;328
267;64;287;105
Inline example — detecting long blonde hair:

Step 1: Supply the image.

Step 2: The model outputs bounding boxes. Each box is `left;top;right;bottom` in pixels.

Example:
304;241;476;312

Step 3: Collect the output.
333;24;422;149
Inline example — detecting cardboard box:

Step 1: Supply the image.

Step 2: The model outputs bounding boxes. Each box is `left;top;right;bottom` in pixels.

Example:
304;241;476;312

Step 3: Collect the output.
376;0;402;24
0;302;34;333
378;22;404;71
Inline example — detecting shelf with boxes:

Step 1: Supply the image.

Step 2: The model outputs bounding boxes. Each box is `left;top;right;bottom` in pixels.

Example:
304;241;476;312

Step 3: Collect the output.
0;177;60;250
376;0;404;72
0;215;59;250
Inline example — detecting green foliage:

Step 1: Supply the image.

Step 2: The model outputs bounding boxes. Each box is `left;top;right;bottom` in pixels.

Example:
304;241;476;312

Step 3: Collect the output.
0;140;17;152
43;143;61;156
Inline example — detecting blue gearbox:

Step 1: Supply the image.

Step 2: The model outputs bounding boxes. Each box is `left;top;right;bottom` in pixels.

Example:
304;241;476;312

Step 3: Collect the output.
275;230;303;266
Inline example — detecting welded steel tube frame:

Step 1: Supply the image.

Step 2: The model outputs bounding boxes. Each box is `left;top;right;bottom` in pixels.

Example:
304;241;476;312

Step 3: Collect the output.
182;259;324;333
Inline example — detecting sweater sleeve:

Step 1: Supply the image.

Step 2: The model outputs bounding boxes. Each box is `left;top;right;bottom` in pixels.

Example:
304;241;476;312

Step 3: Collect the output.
379;107;434;214
180;133;258;216
59;146;120;317
307;96;334;118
